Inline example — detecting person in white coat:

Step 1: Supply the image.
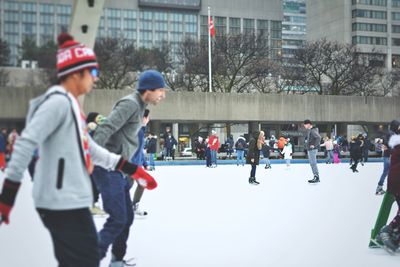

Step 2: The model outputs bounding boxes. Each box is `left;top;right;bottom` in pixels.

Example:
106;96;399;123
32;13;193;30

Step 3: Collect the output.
282;138;293;168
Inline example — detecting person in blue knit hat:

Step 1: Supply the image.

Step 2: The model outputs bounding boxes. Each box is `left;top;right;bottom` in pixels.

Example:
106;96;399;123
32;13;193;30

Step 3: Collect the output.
92;69;166;266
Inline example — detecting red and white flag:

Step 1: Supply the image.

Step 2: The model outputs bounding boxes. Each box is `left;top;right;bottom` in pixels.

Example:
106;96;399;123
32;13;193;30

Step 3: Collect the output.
208;17;215;38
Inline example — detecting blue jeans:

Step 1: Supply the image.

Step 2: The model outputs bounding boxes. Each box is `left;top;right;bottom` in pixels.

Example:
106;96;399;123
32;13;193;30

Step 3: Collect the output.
378;157;390;186
210;150;217;165
307;149;319;176
148;153;155;168
326;150;334;163
92;166;134;260
236;150;244;165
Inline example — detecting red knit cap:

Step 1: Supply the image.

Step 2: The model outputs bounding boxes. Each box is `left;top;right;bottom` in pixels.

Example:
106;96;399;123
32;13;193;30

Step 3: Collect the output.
56;33;99;78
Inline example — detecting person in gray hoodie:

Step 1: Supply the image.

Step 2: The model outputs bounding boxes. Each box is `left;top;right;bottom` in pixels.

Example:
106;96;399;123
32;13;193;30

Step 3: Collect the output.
303;119;322;183
92;70;166;266
0;33;156;267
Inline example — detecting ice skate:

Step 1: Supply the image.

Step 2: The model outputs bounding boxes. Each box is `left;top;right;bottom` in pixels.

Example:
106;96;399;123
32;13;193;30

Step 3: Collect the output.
308;175;320;184
375;186;385;195
374;225;400;255
249;177;259;185
134;203;148;217
109;254;136;267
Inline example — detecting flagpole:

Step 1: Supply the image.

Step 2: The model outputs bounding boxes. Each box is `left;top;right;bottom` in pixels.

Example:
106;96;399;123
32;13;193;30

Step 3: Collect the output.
208;6;212;93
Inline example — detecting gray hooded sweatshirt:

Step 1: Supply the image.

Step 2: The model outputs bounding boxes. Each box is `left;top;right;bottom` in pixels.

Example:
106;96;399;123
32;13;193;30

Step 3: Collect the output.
93;91;147;160
5;86;121;210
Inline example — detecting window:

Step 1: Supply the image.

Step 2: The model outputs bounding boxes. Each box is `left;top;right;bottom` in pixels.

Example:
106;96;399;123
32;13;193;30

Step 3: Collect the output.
123;10;137;19
352;9;387;19
352;0;387;6
393;24;400;33
393;38;400;46
106;9;121;18
352;35;387;45
352;23;387;32
4;1;19;11
393;12;400;20
21;2;36;12
229;17;240;35
394;0;400;7
40;4;54;14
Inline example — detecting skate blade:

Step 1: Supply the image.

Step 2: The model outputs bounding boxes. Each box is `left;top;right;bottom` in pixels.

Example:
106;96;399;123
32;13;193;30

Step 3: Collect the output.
370;238;397;255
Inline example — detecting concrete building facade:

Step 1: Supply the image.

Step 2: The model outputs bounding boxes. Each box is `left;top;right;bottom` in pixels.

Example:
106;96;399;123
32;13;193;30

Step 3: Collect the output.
282;0;307;64
0;0;283;66
1;87;398;152
307;0;400;70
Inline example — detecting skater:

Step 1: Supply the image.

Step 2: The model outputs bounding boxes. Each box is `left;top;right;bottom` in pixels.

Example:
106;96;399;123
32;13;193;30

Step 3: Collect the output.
375;119;400;253
225;134;234;159
350;134;363;173
164;131;177;160
262;140;272;169
0;33;156;267
235;135;246;166
247;131;264;185
146;133;157;171
92;70;166;265
208;130;220;167
332;140;341;164
130;109;151;217
375;127;393;195
282;138;293;169
303;119;321;183
0;128;7;172
321;136;334;164
205;138;212;167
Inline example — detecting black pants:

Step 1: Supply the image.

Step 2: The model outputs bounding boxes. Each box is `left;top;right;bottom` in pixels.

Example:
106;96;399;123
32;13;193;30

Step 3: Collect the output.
250;164;257;178
37;208;99;267
390;195;400;229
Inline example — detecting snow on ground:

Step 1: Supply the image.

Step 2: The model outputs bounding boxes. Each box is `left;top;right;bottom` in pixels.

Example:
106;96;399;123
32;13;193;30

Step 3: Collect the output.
0;162;399;267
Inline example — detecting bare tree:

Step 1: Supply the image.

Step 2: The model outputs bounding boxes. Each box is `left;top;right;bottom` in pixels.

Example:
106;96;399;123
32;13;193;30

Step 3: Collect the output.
0;38;10;86
212;33;273;93
94;38;137;89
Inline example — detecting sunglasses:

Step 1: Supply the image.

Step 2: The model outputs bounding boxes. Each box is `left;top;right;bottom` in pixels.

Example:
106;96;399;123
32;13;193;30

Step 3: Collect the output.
90;68;99;78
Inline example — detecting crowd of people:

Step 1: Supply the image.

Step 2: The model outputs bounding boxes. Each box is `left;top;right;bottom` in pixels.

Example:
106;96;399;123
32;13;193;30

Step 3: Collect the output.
0;32;399;265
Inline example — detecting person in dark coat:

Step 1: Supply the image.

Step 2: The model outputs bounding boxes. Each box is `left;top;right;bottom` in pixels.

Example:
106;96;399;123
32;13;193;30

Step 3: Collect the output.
363;134;371;163
246;131;264;185
376;120;400;253
262;142;272;169
350;134;363;173
0;128;7;171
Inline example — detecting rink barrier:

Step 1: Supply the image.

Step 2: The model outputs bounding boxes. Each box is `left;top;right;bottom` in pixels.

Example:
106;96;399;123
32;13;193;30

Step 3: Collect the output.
153;157;383;166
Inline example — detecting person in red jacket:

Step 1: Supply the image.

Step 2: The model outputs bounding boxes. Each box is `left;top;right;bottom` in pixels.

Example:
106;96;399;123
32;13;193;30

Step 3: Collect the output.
208;130;220;167
376;119;400;253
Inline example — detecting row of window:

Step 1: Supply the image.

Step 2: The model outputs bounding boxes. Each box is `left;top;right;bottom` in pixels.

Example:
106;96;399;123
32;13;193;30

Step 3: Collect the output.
352;23;387;32
352;36;387;45
3;2;71;14
352;9;386;19
352;0;400;7
352;0;386;6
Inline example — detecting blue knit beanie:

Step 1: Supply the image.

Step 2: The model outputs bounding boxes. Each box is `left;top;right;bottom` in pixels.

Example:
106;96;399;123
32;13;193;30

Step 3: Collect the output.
137;70;166;91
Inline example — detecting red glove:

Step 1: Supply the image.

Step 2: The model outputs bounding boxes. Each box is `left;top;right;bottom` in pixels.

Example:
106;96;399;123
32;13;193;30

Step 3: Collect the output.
116;158;158;190
0;179;21;225
131;166;158;190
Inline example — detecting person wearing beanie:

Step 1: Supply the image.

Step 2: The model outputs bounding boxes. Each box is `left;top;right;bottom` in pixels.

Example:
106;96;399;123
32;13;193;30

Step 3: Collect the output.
92;69;166;265
375;119;400;253
0;33;156;267
303;119;321;183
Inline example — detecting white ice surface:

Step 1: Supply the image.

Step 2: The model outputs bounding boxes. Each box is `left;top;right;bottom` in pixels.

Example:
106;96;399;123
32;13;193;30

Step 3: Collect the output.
0;162;399;267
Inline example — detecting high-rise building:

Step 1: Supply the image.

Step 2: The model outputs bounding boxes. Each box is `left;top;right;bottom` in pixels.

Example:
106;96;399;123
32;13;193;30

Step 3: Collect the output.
282;0;306;64
0;0;283;66
307;0;400;69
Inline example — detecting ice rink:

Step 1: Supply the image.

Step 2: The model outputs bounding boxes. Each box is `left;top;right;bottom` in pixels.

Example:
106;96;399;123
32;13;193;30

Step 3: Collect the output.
0;162;399;267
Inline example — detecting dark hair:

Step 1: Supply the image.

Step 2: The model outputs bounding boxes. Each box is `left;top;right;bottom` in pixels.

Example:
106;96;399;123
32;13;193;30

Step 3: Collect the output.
144;109;150;118
87;112;99;124
303;119;312;125
57;69;86;84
